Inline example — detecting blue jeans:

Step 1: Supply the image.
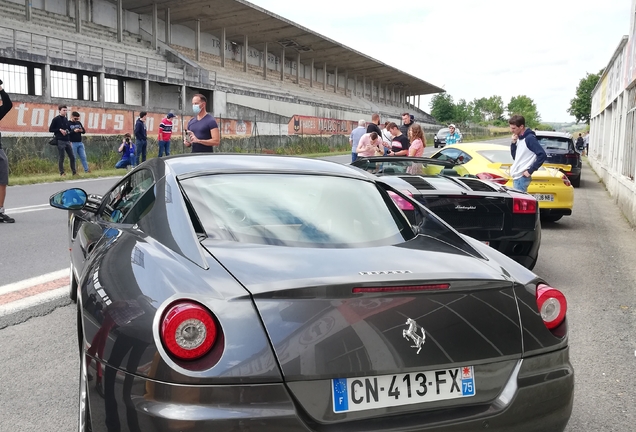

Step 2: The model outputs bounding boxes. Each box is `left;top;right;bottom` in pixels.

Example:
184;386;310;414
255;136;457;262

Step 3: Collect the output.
513;176;532;193
136;139;147;163
158;140;171;157
115;156;135;169
72;142;89;172
351;152;357;163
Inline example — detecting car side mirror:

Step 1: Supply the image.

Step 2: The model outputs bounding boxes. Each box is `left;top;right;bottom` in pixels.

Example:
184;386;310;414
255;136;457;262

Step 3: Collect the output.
49;188;88;211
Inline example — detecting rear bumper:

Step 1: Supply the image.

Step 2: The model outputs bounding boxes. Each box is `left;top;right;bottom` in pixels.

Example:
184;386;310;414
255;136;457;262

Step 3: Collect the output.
85;348;572;432
540;208;572;217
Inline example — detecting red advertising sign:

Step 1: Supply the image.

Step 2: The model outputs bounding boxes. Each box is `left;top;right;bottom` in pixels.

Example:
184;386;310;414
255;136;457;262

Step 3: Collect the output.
0;100;251;137
288;115;358;136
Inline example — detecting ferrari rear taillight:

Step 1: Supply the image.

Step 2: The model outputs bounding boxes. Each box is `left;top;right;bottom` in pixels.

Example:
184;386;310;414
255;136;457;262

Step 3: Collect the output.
388;191;414;211
512;196;537;214
160;301;218;360
476;172;508;185
536;284;567;329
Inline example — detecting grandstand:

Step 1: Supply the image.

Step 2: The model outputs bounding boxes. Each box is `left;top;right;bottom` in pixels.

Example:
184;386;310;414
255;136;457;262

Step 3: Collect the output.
0;0;443;145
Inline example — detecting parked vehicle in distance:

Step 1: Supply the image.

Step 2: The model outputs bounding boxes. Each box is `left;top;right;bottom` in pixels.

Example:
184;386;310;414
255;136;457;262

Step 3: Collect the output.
352;156;541;270
431;143;575;222
535;131;582;187
434;127;462;148
50;154;572;432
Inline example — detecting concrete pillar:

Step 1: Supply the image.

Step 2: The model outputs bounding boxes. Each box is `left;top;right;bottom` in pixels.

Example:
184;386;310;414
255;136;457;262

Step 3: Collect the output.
25;0;31;21
417;94;421;110
152;3;158;50
98;72;105;104
334;67;338;93
362;76;366;99
280;47;285;81
371;80;374;102
195;20;200;61
243;34;248;73
344;70;348;96
144;80;150;108
165;8;171;44
296;52;301;84
310;59;314;87
354;75;357;96
392;86;395;105
263;42;268;79
42;64;51;103
180;84;186;112
75;0;81;33
116;0;123;43
87;0;92;23
220;28;226;68
323;63;326;91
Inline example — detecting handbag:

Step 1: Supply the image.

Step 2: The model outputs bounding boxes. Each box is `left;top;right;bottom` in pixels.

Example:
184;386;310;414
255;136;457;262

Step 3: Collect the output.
48;136;58;146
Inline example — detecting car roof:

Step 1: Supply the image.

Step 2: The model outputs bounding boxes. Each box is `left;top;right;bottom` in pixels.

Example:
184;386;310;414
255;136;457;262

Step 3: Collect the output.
534;131;572;138
163;153;371;179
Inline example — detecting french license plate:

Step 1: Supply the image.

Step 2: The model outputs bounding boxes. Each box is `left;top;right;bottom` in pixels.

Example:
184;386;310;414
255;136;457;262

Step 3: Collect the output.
332;366;475;413
532;194;554;202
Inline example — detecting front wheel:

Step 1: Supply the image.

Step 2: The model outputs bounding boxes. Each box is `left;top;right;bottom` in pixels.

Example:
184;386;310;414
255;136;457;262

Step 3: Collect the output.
78;302;92;431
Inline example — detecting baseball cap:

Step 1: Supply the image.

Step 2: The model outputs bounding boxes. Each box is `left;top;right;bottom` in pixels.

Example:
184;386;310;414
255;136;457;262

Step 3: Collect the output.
167;113;175;118
449;124;456;128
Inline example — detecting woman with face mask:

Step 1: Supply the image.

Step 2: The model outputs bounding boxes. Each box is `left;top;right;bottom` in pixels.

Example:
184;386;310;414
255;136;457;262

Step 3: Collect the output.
184;94;220;153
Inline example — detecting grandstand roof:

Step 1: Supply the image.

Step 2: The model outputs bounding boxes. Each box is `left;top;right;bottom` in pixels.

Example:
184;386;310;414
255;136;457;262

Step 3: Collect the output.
123;0;444;96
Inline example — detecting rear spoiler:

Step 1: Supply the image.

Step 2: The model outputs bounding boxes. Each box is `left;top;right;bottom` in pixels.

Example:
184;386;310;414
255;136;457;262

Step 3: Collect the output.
487;162;571;172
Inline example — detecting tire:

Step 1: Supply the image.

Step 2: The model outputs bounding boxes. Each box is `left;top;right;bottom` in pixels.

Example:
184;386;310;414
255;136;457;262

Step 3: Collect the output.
541;214;563;223
78;300;92;432
70;263;78;303
571;176;581;188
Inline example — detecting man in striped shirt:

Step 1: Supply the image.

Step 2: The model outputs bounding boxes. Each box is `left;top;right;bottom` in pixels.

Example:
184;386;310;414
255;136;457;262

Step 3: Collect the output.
158;112;175;157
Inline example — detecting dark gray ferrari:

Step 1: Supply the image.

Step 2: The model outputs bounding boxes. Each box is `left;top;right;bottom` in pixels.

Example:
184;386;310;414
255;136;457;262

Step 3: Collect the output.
50;154;573;432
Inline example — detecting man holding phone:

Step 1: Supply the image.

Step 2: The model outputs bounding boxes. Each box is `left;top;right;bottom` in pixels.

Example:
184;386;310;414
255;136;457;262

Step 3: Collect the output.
184;94;219;153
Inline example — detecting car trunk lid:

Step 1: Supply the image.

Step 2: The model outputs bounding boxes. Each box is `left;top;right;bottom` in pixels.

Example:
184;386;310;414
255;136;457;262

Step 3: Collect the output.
202;236;523;419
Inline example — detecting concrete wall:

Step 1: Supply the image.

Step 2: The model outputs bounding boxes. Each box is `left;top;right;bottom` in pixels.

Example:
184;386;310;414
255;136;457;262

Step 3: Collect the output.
124;79;143;106
589;2;636;226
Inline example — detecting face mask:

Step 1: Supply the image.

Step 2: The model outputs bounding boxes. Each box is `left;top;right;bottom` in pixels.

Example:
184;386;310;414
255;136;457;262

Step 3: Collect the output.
192;104;201;115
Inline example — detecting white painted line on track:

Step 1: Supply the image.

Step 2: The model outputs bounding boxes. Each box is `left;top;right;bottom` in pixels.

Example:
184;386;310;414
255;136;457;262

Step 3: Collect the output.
0;286;68;317
0;269;69;296
6;204;53;214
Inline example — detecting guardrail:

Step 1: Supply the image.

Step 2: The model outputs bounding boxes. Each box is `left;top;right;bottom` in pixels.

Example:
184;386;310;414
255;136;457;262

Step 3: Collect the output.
0;26;213;86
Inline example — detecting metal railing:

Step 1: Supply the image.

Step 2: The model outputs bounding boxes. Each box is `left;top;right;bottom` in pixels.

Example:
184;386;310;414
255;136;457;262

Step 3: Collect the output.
0;26;211;85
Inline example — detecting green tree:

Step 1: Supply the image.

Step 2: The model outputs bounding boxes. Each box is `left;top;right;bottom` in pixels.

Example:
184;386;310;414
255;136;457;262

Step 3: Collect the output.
507;95;541;128
430;93;456;124
470;97;489;123
567;69;603;124
485;96;505;121
454;99;471;125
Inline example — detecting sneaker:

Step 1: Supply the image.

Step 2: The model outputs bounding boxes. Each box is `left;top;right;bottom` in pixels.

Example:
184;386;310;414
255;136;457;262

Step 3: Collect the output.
60;172;66;176
0;213;15;223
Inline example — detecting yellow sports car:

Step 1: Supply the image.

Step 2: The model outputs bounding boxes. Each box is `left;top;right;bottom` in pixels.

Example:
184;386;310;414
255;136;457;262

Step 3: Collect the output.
431;143;574;222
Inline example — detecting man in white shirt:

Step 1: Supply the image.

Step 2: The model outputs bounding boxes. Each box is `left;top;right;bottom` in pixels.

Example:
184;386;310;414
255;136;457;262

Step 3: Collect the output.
509;115;546;193
349;120;367;163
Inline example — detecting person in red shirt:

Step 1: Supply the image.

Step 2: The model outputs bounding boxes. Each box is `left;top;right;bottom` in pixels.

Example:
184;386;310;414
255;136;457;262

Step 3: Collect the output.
158;112;175;157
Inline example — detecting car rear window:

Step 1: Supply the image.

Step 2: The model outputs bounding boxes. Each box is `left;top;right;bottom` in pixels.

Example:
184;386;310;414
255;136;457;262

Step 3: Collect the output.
180;174;417;248
537;137;570;150
437;128;449;136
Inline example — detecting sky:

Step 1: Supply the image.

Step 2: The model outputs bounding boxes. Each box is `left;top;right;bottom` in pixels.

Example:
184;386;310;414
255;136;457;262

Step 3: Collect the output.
251;0;632;123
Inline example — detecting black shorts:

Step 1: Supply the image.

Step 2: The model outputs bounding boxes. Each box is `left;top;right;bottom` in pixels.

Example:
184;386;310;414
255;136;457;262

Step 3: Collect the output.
0;148;8;185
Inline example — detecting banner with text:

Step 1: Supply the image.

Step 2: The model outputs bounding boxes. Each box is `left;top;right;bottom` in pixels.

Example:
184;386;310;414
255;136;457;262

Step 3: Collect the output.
288;115;358;136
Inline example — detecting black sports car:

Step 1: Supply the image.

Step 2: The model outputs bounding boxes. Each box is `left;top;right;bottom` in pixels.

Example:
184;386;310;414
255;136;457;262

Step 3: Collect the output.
50;154;572;432
535;131;582;187
352;156;541;270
